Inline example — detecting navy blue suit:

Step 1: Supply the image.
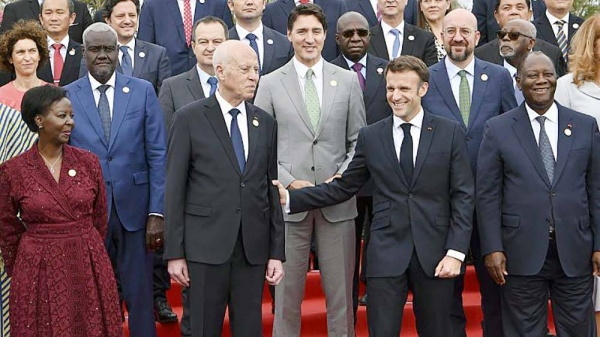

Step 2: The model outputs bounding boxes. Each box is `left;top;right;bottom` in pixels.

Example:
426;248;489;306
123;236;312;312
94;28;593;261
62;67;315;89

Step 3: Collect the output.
533;12;584;58
345;0;419;27
37;39;83;87
477;103;600;336
228;26;294;75
262;0;347;61
368;22;438;66
138;0;233;76
66;74;167;337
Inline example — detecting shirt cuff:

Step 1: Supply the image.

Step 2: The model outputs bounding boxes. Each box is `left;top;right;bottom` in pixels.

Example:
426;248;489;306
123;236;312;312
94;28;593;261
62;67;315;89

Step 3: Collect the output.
149;213;163;218
284;190;291;214
446;249;465;262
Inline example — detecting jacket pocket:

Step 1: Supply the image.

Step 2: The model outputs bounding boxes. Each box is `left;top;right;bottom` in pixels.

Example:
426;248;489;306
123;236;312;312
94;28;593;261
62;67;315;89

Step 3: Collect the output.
133;171;149;185
501;214;520;228
184;204;212;217
580;215;591;230
435;216;451;227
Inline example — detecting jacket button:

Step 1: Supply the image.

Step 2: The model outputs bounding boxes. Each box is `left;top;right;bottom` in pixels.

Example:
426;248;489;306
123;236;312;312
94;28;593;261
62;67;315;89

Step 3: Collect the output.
408;194;413;199
241;182;245;188
466;137;471;141
551;191;556;197
106;181;111;186
313;140;318;145
311;166;315;171
236;208;241;214
107;156;113;161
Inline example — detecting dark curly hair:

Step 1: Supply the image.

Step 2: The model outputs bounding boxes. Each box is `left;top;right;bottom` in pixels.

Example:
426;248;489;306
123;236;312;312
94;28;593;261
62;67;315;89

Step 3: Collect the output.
103;0;140;18
21;85;67;133
0;20;49;73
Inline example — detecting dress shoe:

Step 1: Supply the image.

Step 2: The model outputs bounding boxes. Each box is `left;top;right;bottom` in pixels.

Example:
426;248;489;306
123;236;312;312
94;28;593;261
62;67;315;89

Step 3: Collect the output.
154;299;178;323
359;293;367;306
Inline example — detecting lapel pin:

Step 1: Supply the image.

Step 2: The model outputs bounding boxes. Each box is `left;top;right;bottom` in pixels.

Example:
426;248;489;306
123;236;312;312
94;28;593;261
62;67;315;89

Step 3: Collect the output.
564;124;573;136
123;86;130;93
267;39;274;45
573;23;580;29
253;117;259;127
481;74;488;81
69;48;76;56
199;0;205;3
139;51;146;58
427;126;433;131
68;169;77;177
330;80;337;87
377;67;384;75
408;35;415;41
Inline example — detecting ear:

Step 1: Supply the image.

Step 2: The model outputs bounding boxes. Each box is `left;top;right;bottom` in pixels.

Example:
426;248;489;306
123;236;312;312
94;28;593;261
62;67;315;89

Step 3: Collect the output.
70;12;76;25
35;114;44;129
419;81;429;97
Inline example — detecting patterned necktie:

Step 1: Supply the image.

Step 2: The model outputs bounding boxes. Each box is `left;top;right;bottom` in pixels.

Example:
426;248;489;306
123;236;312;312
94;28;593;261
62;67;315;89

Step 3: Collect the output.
119;46;133;76
458;70;471;126
351;63;366;91
229;108;246;172
304;69;321;130
207;76;218;96
399;123;413;183
555;20;569;61
513;73;524;104
536;116;555;183
52;43;64;85
183;0;193;46
246;33;262;75
97;85;112;142
390;28;401;59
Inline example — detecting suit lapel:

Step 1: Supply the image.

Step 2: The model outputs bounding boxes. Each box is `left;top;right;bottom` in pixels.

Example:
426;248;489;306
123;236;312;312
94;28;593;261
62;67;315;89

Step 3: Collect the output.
316;63;338;137
412;113;435;187
37;62;53;84
468;60;489;128
553;105;574;185
109;74;132;148
568;15;582;45
204;97;242;175
243;103;260;176
380;117;408;186
167;0;186;43
280;62;314;135
186;68;205;100
74;78;108;148
370;25;390;60
364;56;385;108
229;27;240;40
537;16;559;46
133;40;148;78
430;63;462;124
262;28;276;75
358;0;378;24
401;25;416;56
60;41;80;86
194;0;208;21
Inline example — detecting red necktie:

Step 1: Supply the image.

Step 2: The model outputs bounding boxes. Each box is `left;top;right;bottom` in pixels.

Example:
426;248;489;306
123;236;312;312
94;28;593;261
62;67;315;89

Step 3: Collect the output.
183;0;193;46
300;0;310;3
52;43;64;86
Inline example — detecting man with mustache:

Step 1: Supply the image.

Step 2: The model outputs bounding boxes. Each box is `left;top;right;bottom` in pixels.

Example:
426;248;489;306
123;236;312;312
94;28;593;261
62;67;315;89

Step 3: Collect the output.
421;9;517;337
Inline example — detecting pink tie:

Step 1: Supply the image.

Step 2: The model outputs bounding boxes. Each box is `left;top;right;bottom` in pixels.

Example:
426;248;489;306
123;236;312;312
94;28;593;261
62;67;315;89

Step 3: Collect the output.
300;0;310;3
52;43;64;85
183;0;193;46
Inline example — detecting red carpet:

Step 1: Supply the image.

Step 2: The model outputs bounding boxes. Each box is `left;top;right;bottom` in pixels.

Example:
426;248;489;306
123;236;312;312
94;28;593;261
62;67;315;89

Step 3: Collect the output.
123;266;555;336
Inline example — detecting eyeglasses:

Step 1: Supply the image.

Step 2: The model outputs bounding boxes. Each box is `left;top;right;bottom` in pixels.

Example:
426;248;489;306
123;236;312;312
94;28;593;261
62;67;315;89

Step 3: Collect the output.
340;28;370;38
496;30;534;41
443;27;474;38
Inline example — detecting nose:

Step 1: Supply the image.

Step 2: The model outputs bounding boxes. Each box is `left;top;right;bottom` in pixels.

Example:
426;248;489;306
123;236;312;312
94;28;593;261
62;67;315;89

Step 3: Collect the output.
305;31;315;43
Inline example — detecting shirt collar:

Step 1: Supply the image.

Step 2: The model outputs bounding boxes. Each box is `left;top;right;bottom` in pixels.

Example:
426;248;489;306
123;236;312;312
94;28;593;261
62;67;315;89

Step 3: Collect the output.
215;90;246;118
47;35;70;48
88;72;117;92
444;56;475;79
381;20;405;37
503;60;517;78
546;11;569;25
525;102;558;124
236;23;264;41
343;54;368;70
293;56;324;80
393;108;424;129
119;39;136;52
196;65;215;85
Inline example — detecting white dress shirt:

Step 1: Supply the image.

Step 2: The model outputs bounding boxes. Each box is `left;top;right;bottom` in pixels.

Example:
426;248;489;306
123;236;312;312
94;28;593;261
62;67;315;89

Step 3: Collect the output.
293;56;324;107
503;60;517;85
370;0;378;15
215;91;249;161
177;0;197;21
343;54;368;79
445;57;475;108
526;102;559;160
88;73;116;118
196;65;217;98
546;11;570;40
381;20;405;60
235;24;265;69
118;39;136;70
47;35;69;75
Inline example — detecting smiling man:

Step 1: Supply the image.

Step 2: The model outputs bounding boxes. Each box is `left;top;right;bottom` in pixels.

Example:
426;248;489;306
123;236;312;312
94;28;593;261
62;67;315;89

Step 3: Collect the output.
477;51;600;337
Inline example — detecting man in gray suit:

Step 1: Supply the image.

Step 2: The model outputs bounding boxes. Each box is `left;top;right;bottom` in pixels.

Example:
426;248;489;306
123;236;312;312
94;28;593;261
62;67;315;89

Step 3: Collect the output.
158;16;228;133
254;4;366;336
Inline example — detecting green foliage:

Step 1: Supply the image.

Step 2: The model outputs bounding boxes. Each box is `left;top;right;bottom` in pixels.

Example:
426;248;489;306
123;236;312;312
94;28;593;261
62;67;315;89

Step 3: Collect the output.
571;0;599;18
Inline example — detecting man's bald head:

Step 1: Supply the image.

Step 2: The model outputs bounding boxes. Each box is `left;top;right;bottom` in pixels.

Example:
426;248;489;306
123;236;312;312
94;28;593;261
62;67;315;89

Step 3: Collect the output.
336;11;369;32
213;40;259;105
443;8;478;30
504;19;537;38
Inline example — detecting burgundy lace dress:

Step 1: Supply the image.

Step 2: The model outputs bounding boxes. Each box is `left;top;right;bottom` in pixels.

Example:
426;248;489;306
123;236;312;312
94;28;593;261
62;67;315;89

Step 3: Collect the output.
0;145;122;337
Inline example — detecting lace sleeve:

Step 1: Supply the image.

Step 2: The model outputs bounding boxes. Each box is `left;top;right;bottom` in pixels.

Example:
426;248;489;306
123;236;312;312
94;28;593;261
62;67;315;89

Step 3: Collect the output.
90;156;108;239
0;165;25;277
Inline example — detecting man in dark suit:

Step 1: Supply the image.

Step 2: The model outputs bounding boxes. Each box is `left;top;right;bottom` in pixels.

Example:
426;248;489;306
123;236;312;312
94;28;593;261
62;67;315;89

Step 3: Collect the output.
421;9;517;337
0;0;92;43
262;0;347;61
330;10;391;318
477;51;600;337
345;0;419;27
473;0;546;46
273;55;474;337
227;0;293;76
37;0;83;87
66;22;166;337
137;0;233;76
165;40;285;337
368;0;438;66
474;0;567;77
532;0;583;62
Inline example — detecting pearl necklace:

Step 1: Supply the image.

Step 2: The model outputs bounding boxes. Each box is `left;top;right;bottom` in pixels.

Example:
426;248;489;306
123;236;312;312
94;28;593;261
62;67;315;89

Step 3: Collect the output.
39;151;62;174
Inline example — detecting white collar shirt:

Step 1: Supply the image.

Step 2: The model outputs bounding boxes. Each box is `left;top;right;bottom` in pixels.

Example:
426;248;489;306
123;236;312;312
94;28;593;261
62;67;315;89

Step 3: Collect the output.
196;65;217;98
88;72;117;118
177;0;197;22
343;54;368;79
526;102;559;160
47;35;70;75
215;91;249;160
118;39;136;70
546;11;570;40
445;57;475;108
293;56;324;107
381;20;405;60
235;24;265;70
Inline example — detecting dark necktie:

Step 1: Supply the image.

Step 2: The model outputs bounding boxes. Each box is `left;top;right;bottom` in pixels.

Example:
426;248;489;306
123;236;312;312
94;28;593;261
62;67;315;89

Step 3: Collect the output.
555;20;569;61
351;63;366;91
537;116;555;183
400;123;413;183
52;43;64;85
119;46;133;76
229;108;246;172
246;33;262;75
97;84;112;141
208;77;218;96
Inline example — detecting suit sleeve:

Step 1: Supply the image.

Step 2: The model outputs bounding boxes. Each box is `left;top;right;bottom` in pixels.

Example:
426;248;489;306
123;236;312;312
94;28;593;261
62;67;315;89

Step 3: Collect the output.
0;166;24;277
500;68;517;113
158;79;176;134
268;121;285;261
143;83;167;215
422;33;439;67
476;121;505;256
586;121;600;251
472;0;489;46
156;47;172;93
338;73;367;174
137;3;155;44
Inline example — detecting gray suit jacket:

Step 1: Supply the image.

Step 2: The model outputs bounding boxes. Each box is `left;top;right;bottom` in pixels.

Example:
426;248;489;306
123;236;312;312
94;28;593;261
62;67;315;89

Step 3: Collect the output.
158;67;205;133
254;59;366;222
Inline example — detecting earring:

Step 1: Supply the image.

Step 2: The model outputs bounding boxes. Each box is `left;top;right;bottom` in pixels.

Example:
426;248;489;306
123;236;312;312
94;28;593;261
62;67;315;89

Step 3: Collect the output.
38;125;43;129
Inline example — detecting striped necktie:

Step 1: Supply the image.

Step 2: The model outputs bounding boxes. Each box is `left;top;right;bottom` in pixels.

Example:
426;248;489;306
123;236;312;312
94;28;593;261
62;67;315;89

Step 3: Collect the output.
555;20;569;61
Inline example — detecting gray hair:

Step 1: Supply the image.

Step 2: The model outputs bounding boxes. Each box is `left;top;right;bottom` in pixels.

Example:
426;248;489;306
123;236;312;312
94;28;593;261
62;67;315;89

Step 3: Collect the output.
82;23;118;47
40;0;75;14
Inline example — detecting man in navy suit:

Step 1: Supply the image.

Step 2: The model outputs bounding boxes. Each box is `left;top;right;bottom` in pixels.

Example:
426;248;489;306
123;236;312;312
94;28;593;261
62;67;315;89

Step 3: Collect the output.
262;0;347;61
421;9;517;337
330;11;391;318
227;0;293;76
477;51;600;337
66;23;167;337
138;0;233;76
273;55;474;337
532;0;583;63
345;0;419;27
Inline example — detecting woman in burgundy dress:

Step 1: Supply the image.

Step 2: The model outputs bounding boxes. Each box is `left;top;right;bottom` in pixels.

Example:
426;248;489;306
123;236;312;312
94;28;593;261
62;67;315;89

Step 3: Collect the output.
0;85;122;336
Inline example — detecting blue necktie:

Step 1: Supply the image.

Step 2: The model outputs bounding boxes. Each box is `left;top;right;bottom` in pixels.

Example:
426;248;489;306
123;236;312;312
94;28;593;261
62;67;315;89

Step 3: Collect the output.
208;77;218;96
399;123;413;183
229;108;246;172
119;46;133;76
390;28;401;59
246;33;262;75
97;84;111;141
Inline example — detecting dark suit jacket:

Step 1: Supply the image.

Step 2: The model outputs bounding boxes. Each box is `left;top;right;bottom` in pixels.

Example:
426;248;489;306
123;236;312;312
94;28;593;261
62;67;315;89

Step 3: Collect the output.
137;0;233;76
37;39;82;87
533;13;584;51
262;0;347;61
477;103;600;277
368;22;438;66
158;67;205;133
474;38;568;77
472;0;546;46
228;26;294;76
289;112;474;277
164;95;285;265
0;0;92;44
345;0;419;27
422;58;517;173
